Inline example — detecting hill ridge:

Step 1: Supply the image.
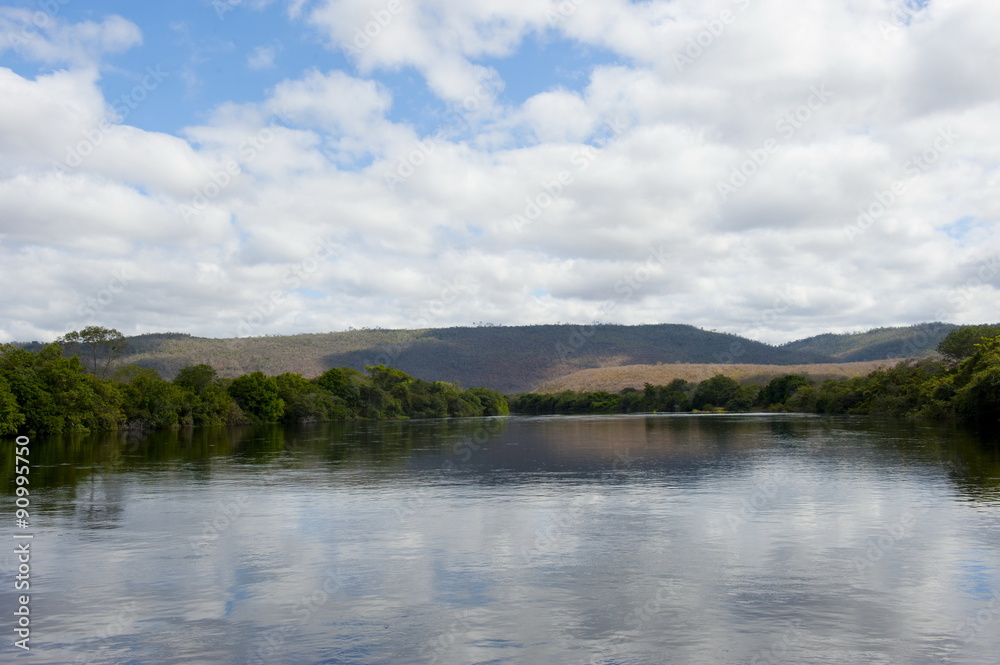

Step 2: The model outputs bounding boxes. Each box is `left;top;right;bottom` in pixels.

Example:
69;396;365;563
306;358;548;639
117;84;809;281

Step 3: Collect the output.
12;322;966;393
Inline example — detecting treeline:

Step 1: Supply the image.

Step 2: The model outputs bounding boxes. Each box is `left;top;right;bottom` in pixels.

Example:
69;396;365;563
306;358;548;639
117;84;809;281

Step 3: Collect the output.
511;327;1000;427
0;342;508;437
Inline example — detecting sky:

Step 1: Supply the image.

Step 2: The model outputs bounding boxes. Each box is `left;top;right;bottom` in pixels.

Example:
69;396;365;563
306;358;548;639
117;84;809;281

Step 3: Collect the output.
0;0;998;344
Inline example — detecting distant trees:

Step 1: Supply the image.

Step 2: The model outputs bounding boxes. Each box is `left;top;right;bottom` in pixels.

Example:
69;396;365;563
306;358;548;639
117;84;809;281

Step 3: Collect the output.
5;324;998;437
759;375;809;407
58;326;128;378
510;328;1000;426
691;375;740;411
0;340;510;437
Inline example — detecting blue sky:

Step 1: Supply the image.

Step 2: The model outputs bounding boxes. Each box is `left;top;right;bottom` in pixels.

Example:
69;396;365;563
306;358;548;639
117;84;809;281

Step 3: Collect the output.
0;0;619;139
0;0;998;343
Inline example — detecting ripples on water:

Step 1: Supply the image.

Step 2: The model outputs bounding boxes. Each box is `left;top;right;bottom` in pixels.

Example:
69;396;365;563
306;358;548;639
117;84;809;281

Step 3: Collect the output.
2;414;999;664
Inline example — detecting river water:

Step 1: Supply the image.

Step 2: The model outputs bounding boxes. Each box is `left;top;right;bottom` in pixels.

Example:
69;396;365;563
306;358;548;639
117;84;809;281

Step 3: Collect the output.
3;414;1000;664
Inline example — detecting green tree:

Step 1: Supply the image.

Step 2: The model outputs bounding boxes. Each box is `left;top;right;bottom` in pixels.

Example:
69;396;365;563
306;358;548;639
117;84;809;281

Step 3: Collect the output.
443;385;483;417
814;377;867;414
0;342;123;433
314;367;365;414
726;385;760;411
466;387;510;416
644;379;693;412
0;374;26;436
0;344;63;433
79;373;126;431
785;385;817;412
405;379;449;419
174;364;218;393
691;374;740;410
275;372;346;423
228;371;285;423
58;326;129;378
938;324;1000;363
759;375;810;407
951;334;1000;426
116;366;186;429
172;364;242;426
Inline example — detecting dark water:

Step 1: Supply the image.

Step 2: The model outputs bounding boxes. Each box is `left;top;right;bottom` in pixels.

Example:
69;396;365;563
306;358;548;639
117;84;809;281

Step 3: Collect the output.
3;414;1000;664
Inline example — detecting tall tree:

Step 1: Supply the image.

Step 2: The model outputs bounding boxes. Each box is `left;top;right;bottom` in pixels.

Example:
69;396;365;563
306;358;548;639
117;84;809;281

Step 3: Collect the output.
58;326;129;378
938;324;1000;363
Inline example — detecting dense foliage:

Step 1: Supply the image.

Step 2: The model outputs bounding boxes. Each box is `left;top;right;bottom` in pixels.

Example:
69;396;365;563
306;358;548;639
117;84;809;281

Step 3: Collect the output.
0;340;508;437
511;330;1000;428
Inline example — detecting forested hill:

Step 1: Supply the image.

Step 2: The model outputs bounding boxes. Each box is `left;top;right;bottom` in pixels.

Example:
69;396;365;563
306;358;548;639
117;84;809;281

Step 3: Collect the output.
780;323;959;362
55;324;827;394
18;322;972;394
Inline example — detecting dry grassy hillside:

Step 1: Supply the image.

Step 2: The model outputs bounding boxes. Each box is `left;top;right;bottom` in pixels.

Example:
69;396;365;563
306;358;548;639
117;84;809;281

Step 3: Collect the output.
534;360;900;394
109;324;836;393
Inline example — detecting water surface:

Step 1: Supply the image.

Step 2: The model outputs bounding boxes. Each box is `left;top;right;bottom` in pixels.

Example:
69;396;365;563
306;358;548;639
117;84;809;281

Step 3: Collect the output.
3;414;1000;664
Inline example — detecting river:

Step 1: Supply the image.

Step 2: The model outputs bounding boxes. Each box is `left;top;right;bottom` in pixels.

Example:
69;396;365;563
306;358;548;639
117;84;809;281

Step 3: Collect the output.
2;414;1000;664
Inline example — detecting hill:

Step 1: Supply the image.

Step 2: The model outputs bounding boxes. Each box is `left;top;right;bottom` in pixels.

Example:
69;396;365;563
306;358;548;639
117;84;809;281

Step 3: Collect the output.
534;360;897;394
17;322;973;394
779;323;958;361
107;324;829;394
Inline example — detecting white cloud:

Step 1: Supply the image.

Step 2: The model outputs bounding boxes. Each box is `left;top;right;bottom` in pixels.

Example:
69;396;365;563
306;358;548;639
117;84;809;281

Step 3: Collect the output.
0;11;141;65
247;44;278;70
1;1;999;344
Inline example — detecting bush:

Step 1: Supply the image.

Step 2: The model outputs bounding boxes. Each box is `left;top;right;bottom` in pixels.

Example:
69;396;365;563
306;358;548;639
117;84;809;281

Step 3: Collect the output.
228;372;285;424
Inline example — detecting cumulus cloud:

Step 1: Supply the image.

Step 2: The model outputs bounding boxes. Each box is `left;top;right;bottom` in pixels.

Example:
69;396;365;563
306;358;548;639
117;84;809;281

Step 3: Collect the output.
0;0;998;344
0;11;141;65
